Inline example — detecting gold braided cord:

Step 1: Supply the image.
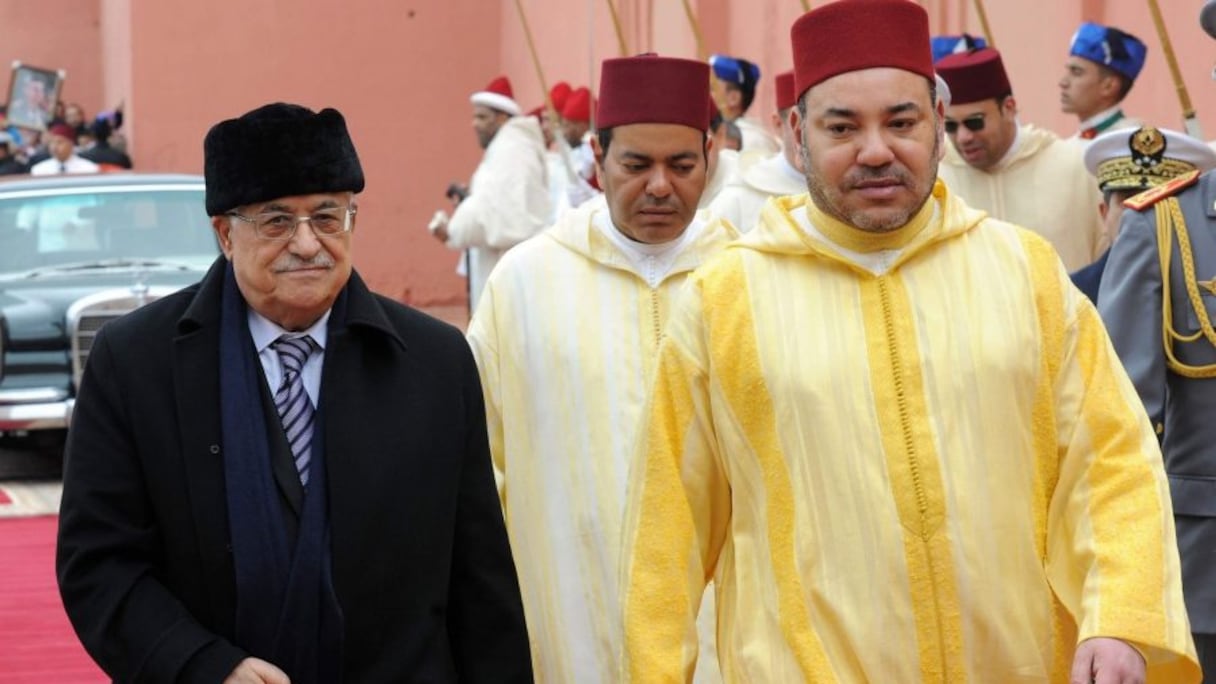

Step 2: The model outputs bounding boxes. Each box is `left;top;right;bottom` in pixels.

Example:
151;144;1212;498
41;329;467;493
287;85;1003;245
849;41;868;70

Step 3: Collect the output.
1155;197;1216;377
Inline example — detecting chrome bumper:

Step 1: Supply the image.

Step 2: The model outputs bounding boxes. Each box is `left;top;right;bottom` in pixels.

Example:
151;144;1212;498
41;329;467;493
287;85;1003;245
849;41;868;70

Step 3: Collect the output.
0;388;73;430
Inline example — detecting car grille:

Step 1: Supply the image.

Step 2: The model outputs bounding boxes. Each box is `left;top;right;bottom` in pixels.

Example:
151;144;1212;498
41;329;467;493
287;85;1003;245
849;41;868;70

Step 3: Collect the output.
72;311;123;387
67;287;179;390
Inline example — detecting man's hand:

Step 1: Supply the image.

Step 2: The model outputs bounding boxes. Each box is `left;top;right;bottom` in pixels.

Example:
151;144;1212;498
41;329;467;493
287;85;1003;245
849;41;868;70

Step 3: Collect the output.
428;210;450;243
223;657;290;684
1070;637;1146;684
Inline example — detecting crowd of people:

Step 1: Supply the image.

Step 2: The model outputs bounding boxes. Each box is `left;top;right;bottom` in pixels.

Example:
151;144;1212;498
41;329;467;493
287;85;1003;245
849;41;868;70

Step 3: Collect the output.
50;0;1216;682
0;98;132;176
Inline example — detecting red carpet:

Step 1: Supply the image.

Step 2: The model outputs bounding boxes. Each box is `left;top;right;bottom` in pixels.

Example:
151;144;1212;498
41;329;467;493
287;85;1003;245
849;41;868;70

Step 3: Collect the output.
0;515;106;682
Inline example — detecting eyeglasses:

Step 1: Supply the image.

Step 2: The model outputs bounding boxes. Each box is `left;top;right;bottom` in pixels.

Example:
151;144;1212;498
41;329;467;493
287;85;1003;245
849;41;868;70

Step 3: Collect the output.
944;117;986;134
226;206;356;241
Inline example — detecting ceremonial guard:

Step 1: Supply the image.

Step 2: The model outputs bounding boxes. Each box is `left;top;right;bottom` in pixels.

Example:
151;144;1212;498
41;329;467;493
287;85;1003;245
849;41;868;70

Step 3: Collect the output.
710;53;780;156
430;76;551;313
1060;22;1147;139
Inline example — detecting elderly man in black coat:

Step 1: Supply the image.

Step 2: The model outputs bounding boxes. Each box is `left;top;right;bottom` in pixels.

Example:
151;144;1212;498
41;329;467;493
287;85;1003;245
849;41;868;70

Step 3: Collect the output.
56;103;533;683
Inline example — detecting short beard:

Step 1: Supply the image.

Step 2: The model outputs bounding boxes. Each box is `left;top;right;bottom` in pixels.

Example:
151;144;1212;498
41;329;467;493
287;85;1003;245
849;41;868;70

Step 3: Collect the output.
799;126;941;234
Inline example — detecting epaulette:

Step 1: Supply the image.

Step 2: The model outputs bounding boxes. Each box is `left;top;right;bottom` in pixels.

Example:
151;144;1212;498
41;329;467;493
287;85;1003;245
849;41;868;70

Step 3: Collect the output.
1123;169;1201;211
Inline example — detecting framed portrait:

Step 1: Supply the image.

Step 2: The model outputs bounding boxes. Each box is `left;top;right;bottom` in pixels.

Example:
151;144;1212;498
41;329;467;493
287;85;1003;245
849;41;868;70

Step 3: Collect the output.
5;62;66;132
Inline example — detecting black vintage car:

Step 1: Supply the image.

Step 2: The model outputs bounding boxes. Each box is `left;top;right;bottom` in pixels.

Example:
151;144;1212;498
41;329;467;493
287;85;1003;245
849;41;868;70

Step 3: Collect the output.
0;173;218;458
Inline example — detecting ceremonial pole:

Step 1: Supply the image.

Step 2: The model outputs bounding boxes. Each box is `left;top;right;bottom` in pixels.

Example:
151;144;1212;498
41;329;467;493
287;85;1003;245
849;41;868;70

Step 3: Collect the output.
605;0;630;56
512;0;580;183
679;0;726;116
680;0;707;60
1147;0;1204;138
971;0;995;48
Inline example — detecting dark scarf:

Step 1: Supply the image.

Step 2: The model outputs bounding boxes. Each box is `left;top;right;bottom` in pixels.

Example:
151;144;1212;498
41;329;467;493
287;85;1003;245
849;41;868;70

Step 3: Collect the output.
218;262;343;682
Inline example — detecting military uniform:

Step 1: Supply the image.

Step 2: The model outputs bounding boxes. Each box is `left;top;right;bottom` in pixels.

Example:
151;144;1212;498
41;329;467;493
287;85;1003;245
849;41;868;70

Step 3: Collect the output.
1098;169;1216;678
1075;106;1142;141
1071;126;1216;303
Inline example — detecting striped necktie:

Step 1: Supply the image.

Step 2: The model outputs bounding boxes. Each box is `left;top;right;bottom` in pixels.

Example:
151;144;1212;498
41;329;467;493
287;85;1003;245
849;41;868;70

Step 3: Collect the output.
271;335;317;487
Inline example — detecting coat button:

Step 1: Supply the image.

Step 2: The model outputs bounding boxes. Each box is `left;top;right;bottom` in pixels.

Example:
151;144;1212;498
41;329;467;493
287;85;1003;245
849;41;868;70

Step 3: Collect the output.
209;444;221;454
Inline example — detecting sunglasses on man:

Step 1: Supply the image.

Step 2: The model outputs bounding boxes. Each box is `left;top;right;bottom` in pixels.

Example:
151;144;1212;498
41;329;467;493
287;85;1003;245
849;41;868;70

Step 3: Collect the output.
944;117;985;134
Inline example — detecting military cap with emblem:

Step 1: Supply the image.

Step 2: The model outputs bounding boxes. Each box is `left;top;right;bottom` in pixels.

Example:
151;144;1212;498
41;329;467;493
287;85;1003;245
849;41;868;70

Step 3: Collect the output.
1083;126;1216;196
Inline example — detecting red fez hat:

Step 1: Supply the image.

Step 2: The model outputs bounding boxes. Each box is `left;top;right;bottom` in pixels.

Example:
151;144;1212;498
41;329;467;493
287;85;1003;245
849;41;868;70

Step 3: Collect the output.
562;87;592;123
791;0;933;100
550;81;572;112
775;70;796;110
597;54;710;131
48;122;76;140
470;76;521;116
486;76;513;98
935;48;1012;105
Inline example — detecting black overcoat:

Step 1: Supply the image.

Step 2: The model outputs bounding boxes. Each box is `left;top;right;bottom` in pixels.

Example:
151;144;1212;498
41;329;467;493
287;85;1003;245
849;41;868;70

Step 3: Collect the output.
56;257;532;682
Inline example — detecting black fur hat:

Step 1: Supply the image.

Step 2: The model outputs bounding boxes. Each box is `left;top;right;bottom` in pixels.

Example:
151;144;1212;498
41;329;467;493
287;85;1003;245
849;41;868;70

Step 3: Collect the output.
203;103;364;216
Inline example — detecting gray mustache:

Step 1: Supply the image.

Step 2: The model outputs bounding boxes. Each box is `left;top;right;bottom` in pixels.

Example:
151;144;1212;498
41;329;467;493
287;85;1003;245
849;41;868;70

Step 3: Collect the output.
274;255;335;272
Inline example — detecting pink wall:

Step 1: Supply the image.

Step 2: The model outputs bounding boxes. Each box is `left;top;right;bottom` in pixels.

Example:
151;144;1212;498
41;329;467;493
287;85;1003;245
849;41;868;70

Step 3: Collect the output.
0;0;103;126
98;0;132;140
11;0;1216;307
117;0;506;305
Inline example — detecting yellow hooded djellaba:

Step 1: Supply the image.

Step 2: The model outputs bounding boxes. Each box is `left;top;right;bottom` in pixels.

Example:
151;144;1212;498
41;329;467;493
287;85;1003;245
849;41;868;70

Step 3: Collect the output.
620;181;1201;683
467;198;738;682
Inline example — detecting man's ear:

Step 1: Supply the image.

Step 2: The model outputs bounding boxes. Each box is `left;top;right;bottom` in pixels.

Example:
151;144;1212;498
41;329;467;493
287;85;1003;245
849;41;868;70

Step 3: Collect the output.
934;99;947;162
591;134;606;173
211;215;234;258
790;107;805;148
1098;200;1109;221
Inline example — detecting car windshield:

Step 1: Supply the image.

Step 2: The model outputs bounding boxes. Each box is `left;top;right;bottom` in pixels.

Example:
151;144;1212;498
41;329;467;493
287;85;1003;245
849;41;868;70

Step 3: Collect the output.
0;186;218;276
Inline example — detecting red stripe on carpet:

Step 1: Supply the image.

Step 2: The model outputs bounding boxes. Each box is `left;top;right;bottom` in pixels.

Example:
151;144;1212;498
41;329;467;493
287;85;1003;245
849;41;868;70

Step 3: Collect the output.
0;488;12;505
0;515;106;683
